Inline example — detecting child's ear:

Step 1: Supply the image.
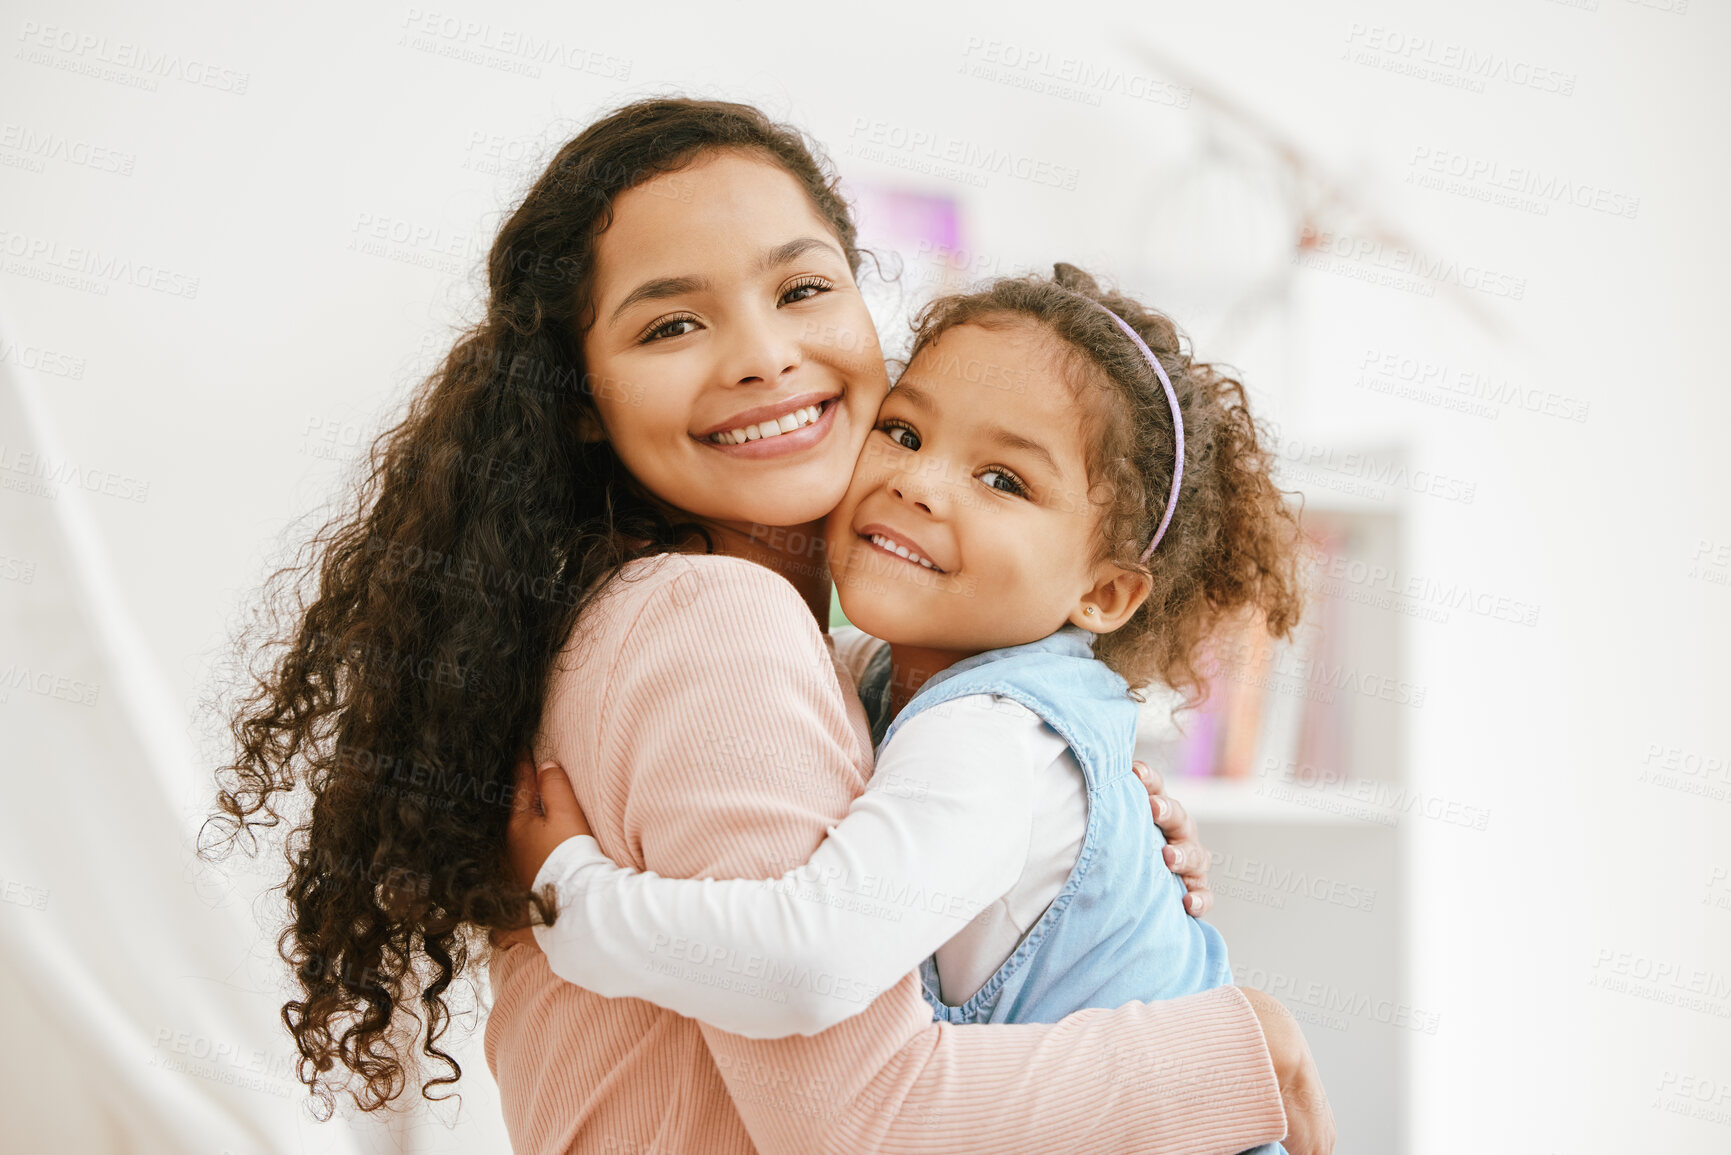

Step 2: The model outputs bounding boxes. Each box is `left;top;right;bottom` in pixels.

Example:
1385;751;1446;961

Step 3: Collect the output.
1069;565;1153;633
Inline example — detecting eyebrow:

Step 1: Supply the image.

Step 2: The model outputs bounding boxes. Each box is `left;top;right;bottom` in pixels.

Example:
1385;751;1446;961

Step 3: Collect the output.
607;236;844;324
889;383;1060;475
756;236;841;272
608;274;709;323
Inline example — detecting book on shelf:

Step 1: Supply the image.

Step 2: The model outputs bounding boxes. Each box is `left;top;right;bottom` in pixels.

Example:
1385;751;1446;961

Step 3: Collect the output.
1143;513;1354;785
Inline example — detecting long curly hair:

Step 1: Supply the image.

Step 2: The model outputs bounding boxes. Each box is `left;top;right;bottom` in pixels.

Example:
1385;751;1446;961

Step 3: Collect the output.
203;98;861;1116
907;263;1305;701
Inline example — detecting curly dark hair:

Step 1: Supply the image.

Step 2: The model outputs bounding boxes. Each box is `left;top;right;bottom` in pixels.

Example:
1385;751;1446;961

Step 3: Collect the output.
202;97;861;1116
906;263;1304;700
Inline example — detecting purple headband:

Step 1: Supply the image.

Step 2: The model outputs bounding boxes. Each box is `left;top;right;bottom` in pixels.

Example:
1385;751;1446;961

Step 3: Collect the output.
1088;302;1185;562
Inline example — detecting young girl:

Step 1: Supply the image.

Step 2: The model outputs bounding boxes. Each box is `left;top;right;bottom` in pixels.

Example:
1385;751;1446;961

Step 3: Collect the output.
511;263;1304;1133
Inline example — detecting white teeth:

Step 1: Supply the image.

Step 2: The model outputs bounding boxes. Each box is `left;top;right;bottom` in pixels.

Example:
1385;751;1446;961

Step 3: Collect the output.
868;533;940;571
710;403;825;445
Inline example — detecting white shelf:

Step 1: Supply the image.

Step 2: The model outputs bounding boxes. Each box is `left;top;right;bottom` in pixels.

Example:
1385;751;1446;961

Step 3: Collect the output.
1170;776;1405;827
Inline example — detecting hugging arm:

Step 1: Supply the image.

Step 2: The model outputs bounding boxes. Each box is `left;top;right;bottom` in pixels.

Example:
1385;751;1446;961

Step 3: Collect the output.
562;560;1290;1155
529;695;1039;1037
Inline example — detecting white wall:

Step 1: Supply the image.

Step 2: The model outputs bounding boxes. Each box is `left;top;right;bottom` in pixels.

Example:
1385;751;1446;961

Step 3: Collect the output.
2;0;1726;1151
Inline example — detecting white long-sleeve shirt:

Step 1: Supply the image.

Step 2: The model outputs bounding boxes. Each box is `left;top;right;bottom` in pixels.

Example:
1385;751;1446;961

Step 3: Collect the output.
532;633;1090;1038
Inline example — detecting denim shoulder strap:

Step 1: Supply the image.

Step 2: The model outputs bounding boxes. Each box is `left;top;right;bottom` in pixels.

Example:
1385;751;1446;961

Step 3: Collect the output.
880;625;1137;790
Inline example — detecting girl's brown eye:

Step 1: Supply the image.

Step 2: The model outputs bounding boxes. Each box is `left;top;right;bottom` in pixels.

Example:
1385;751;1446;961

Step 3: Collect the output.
644;316;699;342
781;277;831;305
979;468;1028;497
883;423;920;451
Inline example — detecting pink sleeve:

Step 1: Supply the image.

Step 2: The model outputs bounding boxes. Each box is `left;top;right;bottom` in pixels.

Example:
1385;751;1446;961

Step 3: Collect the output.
595;555;1289;1155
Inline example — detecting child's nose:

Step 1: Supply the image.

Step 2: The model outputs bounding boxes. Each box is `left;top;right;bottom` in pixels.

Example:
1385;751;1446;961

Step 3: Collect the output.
889;465;947;515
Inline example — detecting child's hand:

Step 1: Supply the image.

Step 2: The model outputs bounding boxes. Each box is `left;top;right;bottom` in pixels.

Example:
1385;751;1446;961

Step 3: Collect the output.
1132;760;1214;917
505;755;593;891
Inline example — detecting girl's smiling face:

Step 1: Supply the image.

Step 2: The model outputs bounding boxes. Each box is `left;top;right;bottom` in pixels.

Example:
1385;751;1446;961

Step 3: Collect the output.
583;150;888;531
825;319;1151;658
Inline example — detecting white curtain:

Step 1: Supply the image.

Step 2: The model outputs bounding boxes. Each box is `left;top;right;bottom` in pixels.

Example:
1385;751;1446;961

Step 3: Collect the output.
0;346;504;1153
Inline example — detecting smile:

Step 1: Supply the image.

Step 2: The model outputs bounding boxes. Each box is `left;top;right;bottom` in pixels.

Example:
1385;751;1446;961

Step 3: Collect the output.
707;401;828;445
863;531;944;573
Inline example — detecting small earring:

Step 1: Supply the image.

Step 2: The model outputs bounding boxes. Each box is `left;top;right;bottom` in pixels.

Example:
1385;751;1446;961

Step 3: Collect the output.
1083;606;1097;616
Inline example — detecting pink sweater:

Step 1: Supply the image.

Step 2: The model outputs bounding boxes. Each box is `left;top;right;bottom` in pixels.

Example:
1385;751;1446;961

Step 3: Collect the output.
484;553;1286;1155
